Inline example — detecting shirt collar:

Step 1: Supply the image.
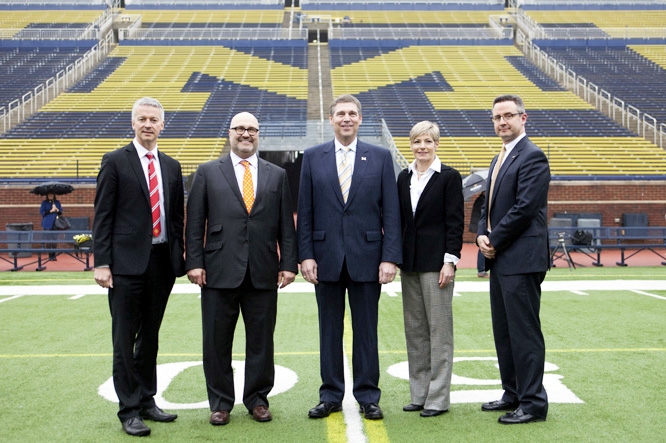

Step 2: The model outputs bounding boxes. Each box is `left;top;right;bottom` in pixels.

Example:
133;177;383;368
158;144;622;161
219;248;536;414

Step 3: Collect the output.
504;132;526;154
230;151;258;167
409;156;442;175
133;138;158;158
334;137;357;153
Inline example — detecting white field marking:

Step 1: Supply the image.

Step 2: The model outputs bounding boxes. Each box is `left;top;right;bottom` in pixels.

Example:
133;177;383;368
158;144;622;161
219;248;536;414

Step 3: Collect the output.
4;280;666;297
385;291;398;298
341;349;367;443
68;294;86;300
571;290;588;295
0;294;23;303
453;291;462;297
631;290;666;301
98;361;298;409
387;357;583;404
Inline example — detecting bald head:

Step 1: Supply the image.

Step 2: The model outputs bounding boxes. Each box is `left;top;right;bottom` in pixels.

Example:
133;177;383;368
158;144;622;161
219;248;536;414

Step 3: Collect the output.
229;112;260;159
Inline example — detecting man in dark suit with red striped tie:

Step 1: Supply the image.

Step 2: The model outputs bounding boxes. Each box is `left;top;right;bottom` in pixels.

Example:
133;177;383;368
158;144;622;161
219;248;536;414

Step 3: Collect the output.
93;97;185;437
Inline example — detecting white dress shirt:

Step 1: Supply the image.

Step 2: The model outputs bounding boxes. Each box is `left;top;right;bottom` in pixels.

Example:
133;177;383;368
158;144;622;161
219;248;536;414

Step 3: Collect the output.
230;151;258;199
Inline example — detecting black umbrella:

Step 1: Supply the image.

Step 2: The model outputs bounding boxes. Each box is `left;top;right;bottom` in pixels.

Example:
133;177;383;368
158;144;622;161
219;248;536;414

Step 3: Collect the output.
462;169;489;201
30;181;75;196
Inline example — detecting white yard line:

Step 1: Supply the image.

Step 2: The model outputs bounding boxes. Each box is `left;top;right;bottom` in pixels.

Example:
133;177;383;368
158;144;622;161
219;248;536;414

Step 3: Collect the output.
2;280;665;297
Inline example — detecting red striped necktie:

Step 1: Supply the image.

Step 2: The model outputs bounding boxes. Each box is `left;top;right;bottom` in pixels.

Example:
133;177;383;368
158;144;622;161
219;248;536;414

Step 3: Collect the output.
146;153;161;237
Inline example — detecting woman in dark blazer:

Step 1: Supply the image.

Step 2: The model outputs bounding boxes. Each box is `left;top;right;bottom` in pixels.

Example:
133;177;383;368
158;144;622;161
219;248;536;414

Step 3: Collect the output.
397;121;464;417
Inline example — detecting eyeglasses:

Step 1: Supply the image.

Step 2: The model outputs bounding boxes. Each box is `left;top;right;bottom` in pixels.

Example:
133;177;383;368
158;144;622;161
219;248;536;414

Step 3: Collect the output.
490;112;523;122
231;127;259;136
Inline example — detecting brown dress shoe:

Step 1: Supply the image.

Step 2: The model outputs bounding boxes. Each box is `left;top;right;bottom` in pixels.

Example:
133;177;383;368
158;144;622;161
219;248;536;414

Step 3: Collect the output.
210;410;230;426
251;405;272;422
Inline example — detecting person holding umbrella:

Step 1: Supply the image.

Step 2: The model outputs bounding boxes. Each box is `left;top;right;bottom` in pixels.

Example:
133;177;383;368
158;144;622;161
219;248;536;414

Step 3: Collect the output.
39;192;63;260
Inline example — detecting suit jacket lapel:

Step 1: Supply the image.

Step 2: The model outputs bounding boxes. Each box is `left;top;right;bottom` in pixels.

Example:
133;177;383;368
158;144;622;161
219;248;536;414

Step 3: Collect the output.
322;142;345;206
125;143;150;203
157;151;170;217
253;159;271;212
495;138;525;190
219;155;245;211
414;171;440;217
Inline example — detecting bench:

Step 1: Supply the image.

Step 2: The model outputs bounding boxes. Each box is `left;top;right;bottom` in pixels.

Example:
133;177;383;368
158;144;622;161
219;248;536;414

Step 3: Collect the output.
0;230;93;271
549;226;666;268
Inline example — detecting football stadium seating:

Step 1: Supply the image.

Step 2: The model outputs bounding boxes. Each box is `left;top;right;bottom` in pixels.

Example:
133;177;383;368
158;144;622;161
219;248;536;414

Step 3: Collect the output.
0;0;665;178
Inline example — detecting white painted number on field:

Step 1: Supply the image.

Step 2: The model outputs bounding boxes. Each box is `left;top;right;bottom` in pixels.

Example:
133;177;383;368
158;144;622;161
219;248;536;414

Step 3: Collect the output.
98;361;298;409
387;356;583;404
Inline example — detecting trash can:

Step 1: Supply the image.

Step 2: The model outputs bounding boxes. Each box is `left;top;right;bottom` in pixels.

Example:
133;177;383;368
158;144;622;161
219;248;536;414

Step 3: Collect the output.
6;222;33;258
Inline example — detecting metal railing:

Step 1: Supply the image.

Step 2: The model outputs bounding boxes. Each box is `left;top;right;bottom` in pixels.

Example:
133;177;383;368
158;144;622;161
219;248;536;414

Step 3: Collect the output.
518;29;666;149
0;33;114;133
329;27;511;40
121;28;307;41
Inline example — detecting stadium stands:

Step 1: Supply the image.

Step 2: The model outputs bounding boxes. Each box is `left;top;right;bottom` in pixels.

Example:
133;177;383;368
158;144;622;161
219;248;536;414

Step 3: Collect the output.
1;0;665;179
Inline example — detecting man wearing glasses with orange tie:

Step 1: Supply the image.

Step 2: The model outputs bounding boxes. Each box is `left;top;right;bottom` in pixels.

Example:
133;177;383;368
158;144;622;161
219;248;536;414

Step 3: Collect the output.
186;112;298;428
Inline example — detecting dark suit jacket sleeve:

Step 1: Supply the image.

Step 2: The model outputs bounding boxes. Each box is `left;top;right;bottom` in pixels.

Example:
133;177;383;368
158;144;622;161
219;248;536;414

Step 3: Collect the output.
296;149;315;262
277;169;298;273
93;152;117;267
164;155;186;277
379;147;402;265
185;164;207;271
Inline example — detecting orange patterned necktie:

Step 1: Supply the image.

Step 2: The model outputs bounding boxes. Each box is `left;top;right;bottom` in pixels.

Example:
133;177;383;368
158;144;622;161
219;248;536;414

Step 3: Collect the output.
240;160;254;213
146;153;161;237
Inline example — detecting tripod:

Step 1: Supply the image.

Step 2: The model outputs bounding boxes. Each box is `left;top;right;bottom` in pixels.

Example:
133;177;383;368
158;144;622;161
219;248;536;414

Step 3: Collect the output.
550;232;575;271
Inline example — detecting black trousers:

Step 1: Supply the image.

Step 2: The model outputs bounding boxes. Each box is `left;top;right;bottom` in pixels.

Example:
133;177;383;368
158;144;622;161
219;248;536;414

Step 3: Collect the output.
489;269;549;419
315;261;382;406
201;268;277;412
108;243;176;422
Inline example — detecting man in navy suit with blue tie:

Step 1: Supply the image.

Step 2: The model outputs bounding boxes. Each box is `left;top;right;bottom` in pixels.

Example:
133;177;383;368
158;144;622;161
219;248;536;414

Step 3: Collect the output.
298;94;402;420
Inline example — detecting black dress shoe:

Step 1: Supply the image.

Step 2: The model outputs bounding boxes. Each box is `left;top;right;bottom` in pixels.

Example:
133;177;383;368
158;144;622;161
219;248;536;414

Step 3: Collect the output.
498;408;546;425
121;417;151;437
420;409;448;417
360;403;383;420
481;399;520;411
140;406;177;422
308;402;342;418
403;403;424;412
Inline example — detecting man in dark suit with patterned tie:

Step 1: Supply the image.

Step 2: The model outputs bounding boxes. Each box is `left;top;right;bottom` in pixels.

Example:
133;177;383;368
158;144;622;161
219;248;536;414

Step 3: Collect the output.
93;97;185;437
477;94;551;425
186;112;298;427
298;94;402;420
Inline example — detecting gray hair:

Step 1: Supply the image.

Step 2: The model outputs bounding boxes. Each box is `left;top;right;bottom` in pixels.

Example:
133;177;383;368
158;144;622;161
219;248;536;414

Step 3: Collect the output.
132;97;165;121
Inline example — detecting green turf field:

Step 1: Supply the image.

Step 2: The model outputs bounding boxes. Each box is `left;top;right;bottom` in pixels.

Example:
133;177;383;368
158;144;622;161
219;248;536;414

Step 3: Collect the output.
1;268;665;442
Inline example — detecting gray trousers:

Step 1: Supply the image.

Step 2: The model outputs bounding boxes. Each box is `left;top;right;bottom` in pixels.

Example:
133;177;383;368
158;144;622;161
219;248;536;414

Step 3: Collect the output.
401;271;454;411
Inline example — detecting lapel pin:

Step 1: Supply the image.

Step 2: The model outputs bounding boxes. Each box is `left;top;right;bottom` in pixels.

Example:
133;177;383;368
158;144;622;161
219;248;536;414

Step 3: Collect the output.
361;157;367;161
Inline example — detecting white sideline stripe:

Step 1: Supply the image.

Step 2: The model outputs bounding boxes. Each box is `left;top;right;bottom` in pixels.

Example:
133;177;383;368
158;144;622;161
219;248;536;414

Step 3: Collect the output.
69;294;86;300
2;280;666;297
631;290;666;300
342;349;367;443
0;294;23;303
385;291;398;298
571;290;588;295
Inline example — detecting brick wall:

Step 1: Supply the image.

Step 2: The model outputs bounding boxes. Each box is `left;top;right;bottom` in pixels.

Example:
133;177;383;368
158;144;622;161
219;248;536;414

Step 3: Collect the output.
2;181;665;243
